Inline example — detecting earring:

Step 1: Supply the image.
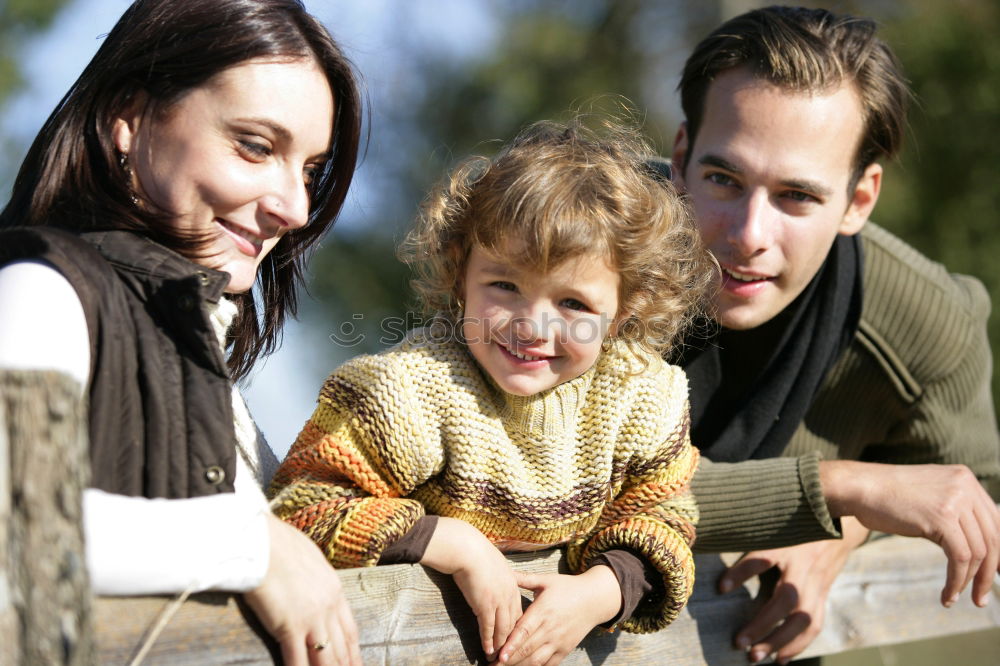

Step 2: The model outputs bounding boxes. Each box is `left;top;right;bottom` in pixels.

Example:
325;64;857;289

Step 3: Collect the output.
118;152;140;205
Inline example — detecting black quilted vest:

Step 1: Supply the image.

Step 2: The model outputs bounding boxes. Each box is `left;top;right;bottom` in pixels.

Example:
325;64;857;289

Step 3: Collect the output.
0;227;237;498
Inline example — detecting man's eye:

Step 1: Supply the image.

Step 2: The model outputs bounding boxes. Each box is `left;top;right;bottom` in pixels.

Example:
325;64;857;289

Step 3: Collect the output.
706;172;736;187
783;190;819;203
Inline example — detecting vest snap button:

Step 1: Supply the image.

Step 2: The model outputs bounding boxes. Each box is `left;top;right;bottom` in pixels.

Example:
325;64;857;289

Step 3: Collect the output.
196;272;210;286
205;465;225;485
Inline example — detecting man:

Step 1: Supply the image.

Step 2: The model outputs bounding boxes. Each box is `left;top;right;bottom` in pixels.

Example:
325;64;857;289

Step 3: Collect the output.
668;6;1000;664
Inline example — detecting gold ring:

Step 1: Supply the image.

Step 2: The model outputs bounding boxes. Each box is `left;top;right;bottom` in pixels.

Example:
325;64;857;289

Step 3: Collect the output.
313;640;330;651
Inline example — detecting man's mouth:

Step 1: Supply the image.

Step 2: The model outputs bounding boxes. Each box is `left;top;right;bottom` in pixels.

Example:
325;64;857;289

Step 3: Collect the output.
723;267;771;283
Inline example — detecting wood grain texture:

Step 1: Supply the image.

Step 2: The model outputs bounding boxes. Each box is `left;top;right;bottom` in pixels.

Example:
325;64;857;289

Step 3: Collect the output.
1;370;95;665
94;534;1000;665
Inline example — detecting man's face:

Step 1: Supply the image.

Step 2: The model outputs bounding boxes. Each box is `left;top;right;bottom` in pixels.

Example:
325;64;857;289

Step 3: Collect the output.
673;67;881;330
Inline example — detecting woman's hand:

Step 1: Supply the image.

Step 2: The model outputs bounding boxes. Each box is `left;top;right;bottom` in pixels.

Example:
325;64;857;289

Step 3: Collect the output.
244;514;362;666
420;516;523;660
496;565;622;666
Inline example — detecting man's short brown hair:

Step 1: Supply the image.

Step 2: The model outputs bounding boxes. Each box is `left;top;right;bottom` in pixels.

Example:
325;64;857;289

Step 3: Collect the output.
678;5;910;189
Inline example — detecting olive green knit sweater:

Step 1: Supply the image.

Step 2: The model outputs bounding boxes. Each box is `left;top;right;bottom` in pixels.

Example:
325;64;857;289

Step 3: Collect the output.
269;329;699;633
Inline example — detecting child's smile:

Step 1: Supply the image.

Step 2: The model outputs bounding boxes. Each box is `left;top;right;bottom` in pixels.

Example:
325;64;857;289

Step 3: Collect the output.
461;243;621;396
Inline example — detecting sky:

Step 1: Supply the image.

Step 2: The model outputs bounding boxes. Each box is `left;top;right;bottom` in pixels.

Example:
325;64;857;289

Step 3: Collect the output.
1;0;498;455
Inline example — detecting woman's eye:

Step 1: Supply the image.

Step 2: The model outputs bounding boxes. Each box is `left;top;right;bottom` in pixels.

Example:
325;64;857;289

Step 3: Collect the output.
561;298;589;312
490;281;517;292
238;139;272;159
304;164;321;187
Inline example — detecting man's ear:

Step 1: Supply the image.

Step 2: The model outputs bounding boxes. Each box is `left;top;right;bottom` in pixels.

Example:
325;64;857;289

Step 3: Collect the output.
671;122;690;188
840;163;882;236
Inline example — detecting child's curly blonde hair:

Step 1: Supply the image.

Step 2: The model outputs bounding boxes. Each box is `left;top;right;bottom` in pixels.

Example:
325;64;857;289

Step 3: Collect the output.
398;116;718;358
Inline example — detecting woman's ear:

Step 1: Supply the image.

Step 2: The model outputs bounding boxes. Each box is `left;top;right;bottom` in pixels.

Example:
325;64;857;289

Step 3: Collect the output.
111;93;148;155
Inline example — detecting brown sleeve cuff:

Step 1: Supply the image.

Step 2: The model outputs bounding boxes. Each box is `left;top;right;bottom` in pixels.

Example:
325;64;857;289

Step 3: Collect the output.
378;515;439;565
589;549;657;627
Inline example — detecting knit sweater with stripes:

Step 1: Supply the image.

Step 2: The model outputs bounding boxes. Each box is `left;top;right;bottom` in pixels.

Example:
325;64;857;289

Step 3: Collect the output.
269;329;699;633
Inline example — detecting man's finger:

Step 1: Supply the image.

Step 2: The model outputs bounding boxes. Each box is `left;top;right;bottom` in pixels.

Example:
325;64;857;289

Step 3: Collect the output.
958;512;987;596
760;611;817;664
734;583;799;647
720;552;779;593
939;520;973;606
971;503;1000;606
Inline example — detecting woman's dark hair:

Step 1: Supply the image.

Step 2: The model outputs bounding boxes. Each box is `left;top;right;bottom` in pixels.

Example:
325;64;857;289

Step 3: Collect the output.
0;0;363;380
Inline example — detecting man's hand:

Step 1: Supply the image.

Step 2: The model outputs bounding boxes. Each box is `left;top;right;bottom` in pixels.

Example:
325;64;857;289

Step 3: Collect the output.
821;460;1000;607
420;516;523;661
494;566;622;666
719;518;869;665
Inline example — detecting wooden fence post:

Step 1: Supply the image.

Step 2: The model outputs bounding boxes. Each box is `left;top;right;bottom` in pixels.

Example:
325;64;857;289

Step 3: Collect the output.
0;370;95;665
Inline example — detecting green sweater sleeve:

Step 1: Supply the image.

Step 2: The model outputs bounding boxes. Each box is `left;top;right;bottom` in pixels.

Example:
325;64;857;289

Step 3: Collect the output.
691;453;841;552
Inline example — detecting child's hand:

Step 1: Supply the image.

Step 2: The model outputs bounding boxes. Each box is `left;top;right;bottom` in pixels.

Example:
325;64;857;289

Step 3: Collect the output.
420;517;523;660
495;565;622;665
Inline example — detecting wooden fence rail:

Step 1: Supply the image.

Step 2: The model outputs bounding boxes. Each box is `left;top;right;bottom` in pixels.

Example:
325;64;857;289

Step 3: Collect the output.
3;370;999;664
93;537;1000;665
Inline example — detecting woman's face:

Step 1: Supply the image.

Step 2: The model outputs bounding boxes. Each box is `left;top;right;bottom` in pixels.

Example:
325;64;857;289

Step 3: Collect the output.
113;58;335;292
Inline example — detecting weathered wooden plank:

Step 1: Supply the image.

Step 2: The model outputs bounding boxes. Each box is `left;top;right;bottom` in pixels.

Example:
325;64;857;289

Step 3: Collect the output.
94;534;1000;665
1;370;95;665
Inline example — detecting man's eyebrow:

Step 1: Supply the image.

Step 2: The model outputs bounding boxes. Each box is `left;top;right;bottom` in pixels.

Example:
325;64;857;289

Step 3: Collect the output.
779;177;834;199
698;154;742;173
699;153;834;199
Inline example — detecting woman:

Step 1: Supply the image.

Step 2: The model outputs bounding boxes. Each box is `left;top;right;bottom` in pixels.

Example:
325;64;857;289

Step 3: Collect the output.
0;1;362;663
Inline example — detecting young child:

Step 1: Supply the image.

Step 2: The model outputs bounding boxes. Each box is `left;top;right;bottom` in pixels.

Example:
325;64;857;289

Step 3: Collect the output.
268;117;717;664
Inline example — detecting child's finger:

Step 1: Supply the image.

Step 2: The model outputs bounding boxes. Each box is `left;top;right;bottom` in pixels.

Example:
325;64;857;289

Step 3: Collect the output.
479;605;496;657
514;571;542;591
499;609;541;664
493;601;512;660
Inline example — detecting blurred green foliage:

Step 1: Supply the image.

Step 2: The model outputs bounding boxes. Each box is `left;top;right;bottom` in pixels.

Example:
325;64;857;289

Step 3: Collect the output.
877;0;1000;410
0;0;70;100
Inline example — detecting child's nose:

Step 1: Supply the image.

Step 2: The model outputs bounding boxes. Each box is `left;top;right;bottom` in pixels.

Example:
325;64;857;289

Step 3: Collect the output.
512;302;559;342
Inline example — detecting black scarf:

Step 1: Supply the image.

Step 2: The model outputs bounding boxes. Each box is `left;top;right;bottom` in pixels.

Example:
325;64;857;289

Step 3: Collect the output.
675;234;863;462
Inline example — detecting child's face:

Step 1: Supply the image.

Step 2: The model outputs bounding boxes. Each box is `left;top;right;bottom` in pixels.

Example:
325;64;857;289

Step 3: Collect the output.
461;243;620;396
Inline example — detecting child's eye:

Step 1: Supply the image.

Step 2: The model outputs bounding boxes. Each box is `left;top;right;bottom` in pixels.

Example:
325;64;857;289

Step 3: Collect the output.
490;281;517;292
561;298;589;312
